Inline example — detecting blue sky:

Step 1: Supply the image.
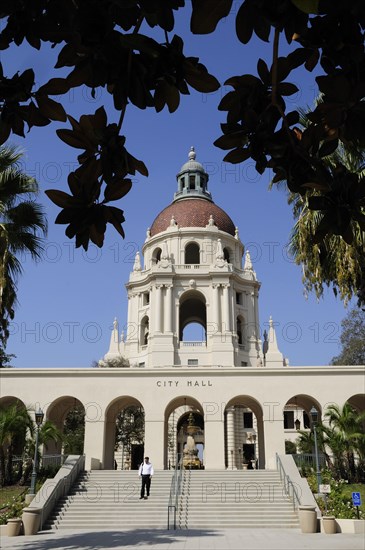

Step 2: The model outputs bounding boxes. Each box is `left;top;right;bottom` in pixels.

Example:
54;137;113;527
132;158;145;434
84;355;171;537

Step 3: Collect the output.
2;5;351;368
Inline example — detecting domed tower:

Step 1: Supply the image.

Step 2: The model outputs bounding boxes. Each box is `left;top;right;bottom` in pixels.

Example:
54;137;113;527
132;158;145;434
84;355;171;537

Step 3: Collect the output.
106;148;264;368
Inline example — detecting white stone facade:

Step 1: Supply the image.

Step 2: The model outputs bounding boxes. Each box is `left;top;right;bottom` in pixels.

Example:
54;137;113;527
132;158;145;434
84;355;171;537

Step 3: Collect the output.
1;149;364;472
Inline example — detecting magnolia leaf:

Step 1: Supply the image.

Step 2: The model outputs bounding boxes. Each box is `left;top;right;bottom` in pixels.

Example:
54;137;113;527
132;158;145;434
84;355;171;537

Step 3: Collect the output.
36;95;67;122
45;189;77;208
257;59;270;84
235;1;254;44
56;129;94;150
38;78;70;95
191;0;233;34
277;82;299;96
104;179;132;202
290;0;319;14
223;147;250;164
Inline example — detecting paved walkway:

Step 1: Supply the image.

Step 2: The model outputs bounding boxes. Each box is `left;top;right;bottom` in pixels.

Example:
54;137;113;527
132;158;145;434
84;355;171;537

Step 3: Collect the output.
0;528;364;550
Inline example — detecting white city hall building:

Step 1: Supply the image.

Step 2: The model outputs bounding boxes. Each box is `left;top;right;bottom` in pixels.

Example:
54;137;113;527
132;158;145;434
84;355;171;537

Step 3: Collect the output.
1;149;364;473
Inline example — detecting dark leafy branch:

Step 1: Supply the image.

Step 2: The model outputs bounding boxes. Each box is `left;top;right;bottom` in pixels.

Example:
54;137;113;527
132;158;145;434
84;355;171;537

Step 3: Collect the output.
192;0;365;305
0;0;219;250
0;0;364;304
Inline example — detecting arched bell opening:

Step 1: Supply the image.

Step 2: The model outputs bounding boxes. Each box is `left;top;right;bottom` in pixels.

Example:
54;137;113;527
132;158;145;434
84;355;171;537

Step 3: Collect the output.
179;290;207;343
140;315;149;347
152;247;162;265
236;315;246;347
223;247;231;263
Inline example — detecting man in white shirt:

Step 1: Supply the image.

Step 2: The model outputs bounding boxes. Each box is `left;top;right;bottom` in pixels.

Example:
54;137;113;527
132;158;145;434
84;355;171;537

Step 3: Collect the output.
138;456;154;499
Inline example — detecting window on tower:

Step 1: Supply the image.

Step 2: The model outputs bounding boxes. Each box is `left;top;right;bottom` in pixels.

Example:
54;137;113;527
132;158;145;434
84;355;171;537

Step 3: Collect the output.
152;247;162;265
140;316;149;346
185;242;200;264
189;175;195;190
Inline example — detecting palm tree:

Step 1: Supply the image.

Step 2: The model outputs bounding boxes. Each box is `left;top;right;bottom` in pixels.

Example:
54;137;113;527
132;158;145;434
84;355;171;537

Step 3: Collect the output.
0;403;34;486
276;103;365;306
0;144;47;346
323;403;365;481
296;427;333;471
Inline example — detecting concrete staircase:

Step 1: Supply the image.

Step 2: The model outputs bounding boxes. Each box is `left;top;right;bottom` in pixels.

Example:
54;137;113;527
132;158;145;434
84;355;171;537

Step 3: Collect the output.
45;470;173;530
45;469;299;531
177;469;300;529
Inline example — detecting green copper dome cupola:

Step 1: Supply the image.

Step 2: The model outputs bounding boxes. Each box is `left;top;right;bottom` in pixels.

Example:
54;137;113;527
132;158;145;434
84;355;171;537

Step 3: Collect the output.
174;147;212;202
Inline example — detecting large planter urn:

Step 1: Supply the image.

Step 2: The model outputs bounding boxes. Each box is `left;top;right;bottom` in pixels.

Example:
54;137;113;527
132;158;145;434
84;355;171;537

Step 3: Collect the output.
22;507;42;535
298;505;318;533
6;518;22;537
322;516;337;534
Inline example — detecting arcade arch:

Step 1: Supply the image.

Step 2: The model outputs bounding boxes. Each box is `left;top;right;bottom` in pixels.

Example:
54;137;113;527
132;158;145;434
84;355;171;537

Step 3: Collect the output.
104;396;145;470
164;396;204;469
282;395;322;453
46;396;85;456
225;396;264;470
0;396;26;409
347;393;365;413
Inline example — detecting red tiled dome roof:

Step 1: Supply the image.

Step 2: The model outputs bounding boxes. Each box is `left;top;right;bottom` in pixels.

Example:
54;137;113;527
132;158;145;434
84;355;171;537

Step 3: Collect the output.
150;198;236;237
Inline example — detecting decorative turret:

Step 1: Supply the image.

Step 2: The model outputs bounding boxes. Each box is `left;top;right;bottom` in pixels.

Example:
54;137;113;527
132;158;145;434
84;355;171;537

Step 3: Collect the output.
174;146;212;202
264;317;286;367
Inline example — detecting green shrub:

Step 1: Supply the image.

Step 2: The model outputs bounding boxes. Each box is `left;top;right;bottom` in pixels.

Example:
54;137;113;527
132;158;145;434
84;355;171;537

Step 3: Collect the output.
0;493;26;525
305;470;364;519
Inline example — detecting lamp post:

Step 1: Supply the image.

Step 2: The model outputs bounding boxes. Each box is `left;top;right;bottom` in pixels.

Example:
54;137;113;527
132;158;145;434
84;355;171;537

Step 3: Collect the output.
237;448;242;469
29;409;44;495
310;406;321;492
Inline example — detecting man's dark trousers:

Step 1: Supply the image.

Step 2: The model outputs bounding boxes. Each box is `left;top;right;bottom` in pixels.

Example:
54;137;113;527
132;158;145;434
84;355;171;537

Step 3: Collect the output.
141;474;151;498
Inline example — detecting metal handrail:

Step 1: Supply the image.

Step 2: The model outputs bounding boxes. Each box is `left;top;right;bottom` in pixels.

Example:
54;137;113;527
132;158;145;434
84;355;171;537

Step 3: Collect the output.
167;454;183;529
276;453;301;511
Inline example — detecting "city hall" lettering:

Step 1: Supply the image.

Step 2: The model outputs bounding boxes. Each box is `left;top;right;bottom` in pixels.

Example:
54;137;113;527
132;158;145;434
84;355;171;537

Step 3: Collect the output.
156;380;213;387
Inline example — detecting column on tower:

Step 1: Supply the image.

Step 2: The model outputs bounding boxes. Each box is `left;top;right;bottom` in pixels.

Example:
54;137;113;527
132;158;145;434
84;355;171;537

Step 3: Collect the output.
212;284;221;333
165;285;172;333
222;284;231;332
155;285;162;334
127;293;138;341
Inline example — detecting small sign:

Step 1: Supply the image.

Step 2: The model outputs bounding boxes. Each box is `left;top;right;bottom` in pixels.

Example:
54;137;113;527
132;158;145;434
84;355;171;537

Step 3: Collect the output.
320;484;331;494
352;492;362;506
